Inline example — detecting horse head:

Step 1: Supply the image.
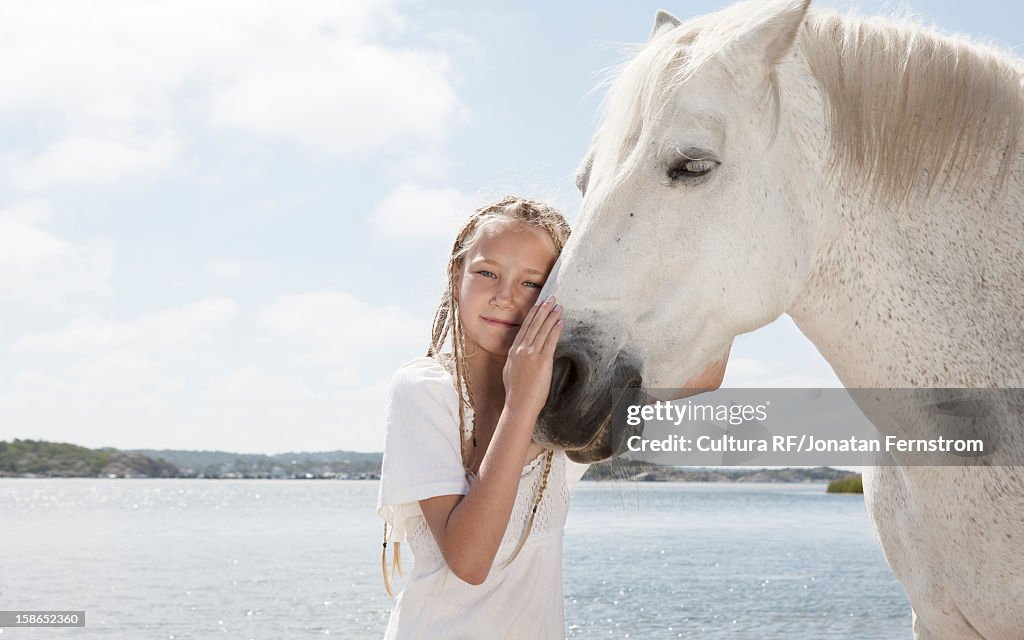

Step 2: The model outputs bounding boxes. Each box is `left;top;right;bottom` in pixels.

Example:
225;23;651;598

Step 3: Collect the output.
536;0;823;462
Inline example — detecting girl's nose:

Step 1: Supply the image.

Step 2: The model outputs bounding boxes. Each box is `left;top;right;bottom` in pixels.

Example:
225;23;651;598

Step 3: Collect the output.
491;284;515;309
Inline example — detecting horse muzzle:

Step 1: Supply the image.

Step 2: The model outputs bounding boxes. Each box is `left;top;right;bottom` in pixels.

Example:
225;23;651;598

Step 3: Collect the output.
536;325;644;462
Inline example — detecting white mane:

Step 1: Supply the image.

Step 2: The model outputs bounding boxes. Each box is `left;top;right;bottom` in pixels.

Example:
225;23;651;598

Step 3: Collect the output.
594;3;1024;208
802;11;1023;207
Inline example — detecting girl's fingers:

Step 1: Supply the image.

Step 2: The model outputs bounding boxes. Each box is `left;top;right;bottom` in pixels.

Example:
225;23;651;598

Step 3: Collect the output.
523;297;557;346
533;303;562;347
542;316;564;353
512;298;544;349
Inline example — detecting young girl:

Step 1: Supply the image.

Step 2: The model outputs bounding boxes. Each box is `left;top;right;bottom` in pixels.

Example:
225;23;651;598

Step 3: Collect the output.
376;195;584;639
375;195;729;638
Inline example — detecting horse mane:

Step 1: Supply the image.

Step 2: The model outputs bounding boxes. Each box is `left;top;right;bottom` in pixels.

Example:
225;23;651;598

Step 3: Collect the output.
801;10;1024;207
596;4;1024;208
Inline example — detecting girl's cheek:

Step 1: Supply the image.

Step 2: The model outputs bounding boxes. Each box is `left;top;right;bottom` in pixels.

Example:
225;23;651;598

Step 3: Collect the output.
461;280;481;301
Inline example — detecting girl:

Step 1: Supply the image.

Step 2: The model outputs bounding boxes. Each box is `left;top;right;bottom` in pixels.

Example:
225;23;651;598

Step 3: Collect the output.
376;195;583;639
376;195;729;638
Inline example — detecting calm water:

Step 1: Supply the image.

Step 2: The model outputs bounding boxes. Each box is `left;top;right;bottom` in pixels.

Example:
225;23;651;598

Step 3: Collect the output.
0;480;910;639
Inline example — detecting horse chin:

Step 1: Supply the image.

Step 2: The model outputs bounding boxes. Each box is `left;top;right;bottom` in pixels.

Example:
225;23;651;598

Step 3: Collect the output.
535;412;600;454
539;386;646;464
565;413;615;463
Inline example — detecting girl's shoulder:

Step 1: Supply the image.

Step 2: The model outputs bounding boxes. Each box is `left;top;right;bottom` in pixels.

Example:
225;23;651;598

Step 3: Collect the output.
391;355;452;384
389;356;458;405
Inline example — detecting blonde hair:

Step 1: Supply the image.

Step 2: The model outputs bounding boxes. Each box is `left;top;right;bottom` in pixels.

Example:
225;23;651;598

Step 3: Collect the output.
382;195;572;596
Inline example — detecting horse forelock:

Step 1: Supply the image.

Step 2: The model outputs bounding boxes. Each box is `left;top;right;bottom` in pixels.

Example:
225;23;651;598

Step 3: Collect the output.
591;2;802;195
590;14;730;191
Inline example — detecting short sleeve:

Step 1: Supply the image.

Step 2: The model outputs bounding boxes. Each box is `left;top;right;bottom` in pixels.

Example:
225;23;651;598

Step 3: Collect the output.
565;458;590;491
376;357;470;542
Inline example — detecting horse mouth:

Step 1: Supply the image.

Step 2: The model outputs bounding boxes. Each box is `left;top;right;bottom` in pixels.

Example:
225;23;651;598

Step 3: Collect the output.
565;412;614;463
535;401;615;463
562;384;645;463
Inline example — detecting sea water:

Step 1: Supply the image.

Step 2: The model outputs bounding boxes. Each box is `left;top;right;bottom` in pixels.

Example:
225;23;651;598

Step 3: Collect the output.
0;479;909;638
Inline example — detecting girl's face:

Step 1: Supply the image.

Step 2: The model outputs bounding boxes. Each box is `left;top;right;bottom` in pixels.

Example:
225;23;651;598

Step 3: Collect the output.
456;219;559;359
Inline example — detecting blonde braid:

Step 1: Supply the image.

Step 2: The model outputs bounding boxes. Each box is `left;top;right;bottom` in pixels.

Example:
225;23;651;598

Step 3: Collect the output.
382;196;570;596
500;448;555;568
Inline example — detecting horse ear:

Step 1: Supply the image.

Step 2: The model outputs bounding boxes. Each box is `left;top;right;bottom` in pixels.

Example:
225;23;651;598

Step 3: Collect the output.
729;0;811;66
649;9;681;41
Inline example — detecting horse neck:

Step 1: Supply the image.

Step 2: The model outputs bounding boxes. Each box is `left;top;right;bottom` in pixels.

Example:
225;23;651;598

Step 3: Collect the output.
780;44;1024;388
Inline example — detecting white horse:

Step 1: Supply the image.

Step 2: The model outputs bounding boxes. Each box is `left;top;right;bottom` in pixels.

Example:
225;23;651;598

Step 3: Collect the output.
535;1;1024;638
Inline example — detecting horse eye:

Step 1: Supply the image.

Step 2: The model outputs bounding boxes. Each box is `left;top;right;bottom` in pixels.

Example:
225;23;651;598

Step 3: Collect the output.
667;158;719;181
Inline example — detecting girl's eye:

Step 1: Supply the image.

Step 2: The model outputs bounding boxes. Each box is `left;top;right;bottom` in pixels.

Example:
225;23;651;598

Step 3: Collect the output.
525;282;543;289
477;270;496;278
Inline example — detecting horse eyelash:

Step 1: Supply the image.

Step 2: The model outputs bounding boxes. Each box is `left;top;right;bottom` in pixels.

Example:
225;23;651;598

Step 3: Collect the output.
666;145;717;161
667;158;719;180
664;146;720;181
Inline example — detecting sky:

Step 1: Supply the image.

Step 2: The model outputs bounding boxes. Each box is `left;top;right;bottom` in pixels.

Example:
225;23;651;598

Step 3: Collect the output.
1;0;1020;455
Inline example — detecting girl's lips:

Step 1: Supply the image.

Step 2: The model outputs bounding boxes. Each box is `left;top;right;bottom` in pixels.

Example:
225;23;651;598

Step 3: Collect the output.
482;316;519;328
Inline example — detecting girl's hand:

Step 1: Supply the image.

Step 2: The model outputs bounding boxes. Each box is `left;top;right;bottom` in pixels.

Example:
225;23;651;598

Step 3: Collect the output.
502;296;564;417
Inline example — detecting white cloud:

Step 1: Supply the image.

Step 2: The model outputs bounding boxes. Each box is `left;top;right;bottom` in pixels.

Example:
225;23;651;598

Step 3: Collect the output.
0;199;52;224
257;290;423;376
1;289;424;452
210;367;316;405
200;368;391;452
0;0;463;189
65;351;164;408
206;42;459;154
3;350;172;417
371;183;477;239
11;297;239;357
722;356;842;389
10;133;182;190
0;368;391;453
2;297;241;445
0;1;402;117
0;217;68;268
724;357;774;379
0;202;114;309
204;259;246;278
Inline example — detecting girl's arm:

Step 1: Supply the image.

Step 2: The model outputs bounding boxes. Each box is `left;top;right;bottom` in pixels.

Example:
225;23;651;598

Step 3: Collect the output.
418;297;563;585
418;404;541;584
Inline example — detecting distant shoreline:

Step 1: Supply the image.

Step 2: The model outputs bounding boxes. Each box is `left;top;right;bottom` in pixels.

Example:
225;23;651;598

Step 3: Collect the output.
1;439;858;484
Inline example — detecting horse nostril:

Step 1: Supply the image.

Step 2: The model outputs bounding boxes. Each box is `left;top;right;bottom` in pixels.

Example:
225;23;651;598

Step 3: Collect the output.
549;355;580;408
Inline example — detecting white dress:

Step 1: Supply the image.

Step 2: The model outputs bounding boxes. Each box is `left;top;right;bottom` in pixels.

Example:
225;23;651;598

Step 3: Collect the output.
376;356;590;640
